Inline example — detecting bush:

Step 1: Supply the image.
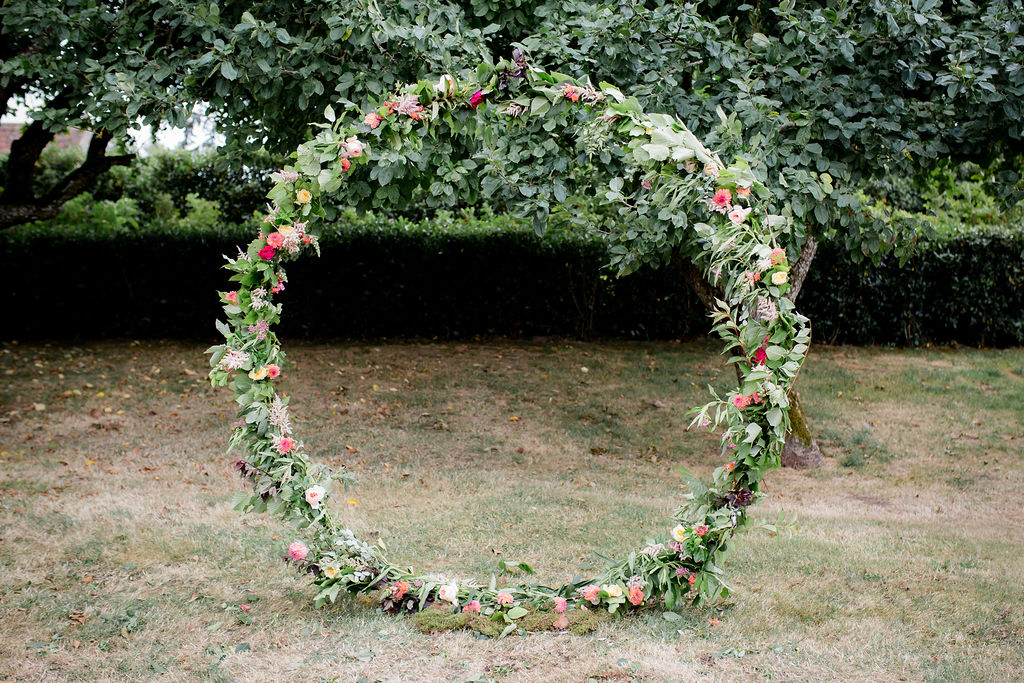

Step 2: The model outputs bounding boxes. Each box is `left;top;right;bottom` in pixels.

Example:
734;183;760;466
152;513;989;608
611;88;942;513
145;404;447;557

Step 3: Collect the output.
4;200;1022;345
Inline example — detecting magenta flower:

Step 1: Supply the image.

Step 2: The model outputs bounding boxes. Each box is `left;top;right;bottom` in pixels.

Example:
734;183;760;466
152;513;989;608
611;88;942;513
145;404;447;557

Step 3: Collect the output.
470;90;485;108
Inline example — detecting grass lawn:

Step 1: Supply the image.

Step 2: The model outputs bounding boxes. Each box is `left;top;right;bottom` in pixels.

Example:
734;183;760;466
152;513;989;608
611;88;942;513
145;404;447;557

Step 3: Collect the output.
1;338;1022;682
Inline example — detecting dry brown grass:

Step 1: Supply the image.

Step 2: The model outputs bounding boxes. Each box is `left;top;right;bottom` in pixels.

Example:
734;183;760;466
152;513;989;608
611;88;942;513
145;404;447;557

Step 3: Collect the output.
1;339;1022;682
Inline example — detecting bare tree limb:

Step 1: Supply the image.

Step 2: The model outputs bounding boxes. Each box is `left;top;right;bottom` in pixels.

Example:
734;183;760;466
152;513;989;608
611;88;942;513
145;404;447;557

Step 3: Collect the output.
787;235;818;301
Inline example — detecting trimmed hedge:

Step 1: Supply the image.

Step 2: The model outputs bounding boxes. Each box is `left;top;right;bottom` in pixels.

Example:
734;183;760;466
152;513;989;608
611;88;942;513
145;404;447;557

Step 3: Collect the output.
3;216;1022;345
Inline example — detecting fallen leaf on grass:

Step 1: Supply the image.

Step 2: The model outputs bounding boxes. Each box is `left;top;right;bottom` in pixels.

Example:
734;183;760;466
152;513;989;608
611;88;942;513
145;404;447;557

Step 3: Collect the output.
553;615;569;630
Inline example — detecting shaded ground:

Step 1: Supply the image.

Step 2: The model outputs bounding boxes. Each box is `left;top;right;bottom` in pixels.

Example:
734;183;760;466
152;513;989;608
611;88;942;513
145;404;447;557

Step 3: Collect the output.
1;339;1022;682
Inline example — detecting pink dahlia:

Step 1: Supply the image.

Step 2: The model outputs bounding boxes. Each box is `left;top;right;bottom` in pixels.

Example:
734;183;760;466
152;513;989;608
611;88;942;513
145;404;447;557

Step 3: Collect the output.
288;541;308;560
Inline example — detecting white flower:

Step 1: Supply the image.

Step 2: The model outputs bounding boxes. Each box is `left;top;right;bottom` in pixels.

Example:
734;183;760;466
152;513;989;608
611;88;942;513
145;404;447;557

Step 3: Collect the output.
602;584;623;598
771;271;788;285
728;205;751;224
305;485;327;510
438;581;459;604
344;136;364;157
436;74;456;95
672;524;687;542
640;543;666;557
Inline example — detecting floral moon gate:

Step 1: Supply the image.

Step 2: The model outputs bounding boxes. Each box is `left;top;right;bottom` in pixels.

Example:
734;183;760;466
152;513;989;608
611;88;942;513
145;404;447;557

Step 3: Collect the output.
208;59;810;620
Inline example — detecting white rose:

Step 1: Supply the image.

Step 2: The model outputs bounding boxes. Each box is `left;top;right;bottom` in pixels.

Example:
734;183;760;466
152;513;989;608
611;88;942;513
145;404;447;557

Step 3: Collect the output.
672;524;687;542
304;485;327;510
436;74;456;95
728;205;751;225
344;136;364;157
602;584;623;598
771;271;788;285
438;581;459;604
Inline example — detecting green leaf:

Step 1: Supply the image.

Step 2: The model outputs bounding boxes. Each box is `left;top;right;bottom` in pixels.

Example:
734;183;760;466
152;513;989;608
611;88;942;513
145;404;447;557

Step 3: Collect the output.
220;62;238;81
506;606;528;620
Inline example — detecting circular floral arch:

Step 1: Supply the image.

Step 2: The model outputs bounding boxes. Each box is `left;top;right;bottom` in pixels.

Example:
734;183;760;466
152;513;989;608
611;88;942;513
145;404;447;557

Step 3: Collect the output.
207;57;810;621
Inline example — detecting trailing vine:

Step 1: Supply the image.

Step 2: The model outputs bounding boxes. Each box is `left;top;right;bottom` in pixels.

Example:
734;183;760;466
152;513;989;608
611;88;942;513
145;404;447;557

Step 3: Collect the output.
208;57;809;622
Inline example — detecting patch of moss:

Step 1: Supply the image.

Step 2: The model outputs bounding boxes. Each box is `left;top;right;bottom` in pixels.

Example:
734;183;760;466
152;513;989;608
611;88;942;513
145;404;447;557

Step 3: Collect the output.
411;604;609;636
412;606;469;633
567;608;610;635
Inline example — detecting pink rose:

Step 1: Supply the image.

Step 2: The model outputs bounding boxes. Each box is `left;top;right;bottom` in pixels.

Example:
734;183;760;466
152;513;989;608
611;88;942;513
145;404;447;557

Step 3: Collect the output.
288;541;308;560
628;586;644;606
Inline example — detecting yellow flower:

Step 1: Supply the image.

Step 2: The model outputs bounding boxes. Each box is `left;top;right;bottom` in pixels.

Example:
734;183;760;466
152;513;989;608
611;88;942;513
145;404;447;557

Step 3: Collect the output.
324;566;338;579
603;584;623;598
672;524;687;542
771;271;788;285
296;189;312;205
278;224;295;235
248;366;268;381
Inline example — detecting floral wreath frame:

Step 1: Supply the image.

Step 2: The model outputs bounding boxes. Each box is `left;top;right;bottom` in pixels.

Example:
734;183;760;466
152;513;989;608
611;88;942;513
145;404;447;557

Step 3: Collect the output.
207;58;810;624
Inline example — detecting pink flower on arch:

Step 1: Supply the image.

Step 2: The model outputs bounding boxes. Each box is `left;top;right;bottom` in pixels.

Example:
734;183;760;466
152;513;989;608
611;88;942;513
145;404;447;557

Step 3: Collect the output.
364;112;383;129
258;245;276;261
266;232;285;248
340;158;352;173
695;524;710;537
736;186;751;198
288;541;308;560
628;586;644;606
225;291;239;305
771;247;787;265
266;364;280;379
470;90;485;108
276;436;295;454
710;188;732;213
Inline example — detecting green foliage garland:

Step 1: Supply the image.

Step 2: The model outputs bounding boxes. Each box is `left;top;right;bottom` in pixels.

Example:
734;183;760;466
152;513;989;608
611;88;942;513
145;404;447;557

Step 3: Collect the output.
207;61;810;619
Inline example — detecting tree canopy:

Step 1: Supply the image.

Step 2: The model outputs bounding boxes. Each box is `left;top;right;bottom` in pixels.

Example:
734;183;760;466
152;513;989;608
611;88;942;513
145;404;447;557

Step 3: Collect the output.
1;0;1021;248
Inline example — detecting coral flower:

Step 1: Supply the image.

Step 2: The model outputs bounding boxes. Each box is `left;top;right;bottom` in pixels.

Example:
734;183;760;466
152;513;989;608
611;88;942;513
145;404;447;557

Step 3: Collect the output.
770;247;787;265
496;591;514;605
628;586;644;606
391;581;410;599
463;599;481;614
733;394;750;409
724;462;736;472
736;186;751;198
288;541;308;560
340;158;352;172
710;188;732;212
225;291;238;304
581;584;601;604
553;597;567;613
563;84;580;102
266;364;280;379
364;112;382;129
277;436;296;454
258;245;276;260
266;232;285;248
695;525;710;537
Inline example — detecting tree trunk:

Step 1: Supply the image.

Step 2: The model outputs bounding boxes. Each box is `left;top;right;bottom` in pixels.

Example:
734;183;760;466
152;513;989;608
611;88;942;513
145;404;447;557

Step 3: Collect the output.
674;237;825;469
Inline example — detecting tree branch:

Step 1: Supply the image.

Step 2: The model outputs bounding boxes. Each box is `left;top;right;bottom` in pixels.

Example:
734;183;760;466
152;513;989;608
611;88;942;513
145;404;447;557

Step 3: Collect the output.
787;235;818;301
0;127;133;230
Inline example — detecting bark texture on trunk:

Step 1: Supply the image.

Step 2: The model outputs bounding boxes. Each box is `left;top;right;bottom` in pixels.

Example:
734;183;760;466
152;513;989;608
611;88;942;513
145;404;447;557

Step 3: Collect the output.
779;389;824;469
0;104;133;231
